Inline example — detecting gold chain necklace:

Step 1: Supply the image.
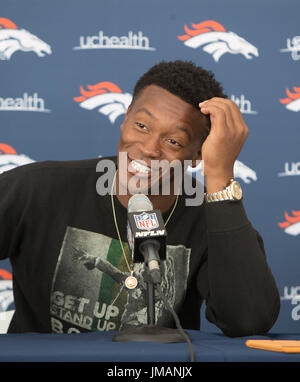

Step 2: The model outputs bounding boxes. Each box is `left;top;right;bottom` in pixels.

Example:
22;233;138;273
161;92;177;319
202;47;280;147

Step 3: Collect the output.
110;169;179;289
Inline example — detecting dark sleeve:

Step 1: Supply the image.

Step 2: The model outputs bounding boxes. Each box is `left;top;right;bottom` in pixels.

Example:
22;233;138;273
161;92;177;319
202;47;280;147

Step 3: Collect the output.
0;168;28;260
197;200;280;337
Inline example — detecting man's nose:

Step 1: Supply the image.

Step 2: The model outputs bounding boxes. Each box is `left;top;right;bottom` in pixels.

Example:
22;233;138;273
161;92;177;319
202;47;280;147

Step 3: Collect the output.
140;135;161;158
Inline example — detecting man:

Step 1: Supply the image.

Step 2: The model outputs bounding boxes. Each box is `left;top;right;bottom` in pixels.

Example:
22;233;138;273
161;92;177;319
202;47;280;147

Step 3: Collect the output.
0;60;279;336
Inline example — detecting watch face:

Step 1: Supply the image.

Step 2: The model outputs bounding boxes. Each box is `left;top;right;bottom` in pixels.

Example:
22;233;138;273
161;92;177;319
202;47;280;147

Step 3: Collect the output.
230;181;243;200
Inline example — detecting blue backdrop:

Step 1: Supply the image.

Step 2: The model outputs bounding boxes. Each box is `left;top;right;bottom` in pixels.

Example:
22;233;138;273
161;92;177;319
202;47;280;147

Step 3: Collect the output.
0;0;299;334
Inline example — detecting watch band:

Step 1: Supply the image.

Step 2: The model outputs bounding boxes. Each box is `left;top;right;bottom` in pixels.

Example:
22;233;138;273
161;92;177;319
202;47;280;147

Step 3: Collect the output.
205;187;233;203
205;178;242;203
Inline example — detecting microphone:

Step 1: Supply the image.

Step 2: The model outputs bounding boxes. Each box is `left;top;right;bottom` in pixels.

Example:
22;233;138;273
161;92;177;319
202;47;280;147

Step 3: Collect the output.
114;194;194;357
127;194;167;284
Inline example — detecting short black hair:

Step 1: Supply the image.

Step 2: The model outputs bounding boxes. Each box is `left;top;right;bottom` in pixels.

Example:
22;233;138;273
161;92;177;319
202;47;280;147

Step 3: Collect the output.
132;60;227;109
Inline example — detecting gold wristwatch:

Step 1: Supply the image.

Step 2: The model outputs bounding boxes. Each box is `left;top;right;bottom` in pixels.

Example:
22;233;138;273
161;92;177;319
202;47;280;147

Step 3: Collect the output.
205;178;243;203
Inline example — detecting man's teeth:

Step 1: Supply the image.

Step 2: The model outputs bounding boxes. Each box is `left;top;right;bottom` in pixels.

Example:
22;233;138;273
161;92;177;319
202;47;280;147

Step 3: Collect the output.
131;160;150;173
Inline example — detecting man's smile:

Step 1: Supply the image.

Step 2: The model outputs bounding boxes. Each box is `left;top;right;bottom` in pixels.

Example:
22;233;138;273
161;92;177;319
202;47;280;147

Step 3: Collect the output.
128;158;151;177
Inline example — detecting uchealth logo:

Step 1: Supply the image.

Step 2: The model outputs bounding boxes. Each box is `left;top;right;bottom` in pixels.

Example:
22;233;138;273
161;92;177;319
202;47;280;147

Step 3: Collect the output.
177;20;258;62
74;81;132;123
279;87;300;112
0;143;35;174
73;30;155;51
0;17;51;60
281;286;300;321
278;210;300;236
230;94;257;115
0;269;14;313
187;159;257;184
280;36;300;61
278;161;300;177
0;92;50;112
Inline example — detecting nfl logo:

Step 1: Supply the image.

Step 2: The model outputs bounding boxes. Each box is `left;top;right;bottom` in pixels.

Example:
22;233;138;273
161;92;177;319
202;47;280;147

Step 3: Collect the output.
134;212;159;231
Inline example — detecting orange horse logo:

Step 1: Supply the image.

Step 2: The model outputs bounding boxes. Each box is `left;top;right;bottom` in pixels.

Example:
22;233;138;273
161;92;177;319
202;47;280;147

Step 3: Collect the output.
74;81;132;123
278;210;300;236
178;20;258;62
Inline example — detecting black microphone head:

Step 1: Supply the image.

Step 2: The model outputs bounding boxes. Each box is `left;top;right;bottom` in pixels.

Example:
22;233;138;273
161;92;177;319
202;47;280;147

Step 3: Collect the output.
128;194;153;212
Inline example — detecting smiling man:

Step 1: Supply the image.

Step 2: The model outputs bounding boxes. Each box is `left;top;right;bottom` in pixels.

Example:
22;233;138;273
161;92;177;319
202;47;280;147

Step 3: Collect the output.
0;60;280;336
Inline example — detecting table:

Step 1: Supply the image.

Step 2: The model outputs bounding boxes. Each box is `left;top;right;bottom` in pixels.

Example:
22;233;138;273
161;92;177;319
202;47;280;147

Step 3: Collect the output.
0;330;299;362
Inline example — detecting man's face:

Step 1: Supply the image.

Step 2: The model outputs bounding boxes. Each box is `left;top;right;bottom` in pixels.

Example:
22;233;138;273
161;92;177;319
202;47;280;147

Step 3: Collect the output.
117;85;208;194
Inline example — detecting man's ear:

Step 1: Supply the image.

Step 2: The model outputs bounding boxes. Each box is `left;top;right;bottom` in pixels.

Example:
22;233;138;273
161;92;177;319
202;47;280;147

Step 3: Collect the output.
120;106;131;132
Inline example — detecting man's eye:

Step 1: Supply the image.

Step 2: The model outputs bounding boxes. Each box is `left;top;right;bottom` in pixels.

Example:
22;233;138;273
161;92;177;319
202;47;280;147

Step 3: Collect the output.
135;122;147;129
168;139;182;147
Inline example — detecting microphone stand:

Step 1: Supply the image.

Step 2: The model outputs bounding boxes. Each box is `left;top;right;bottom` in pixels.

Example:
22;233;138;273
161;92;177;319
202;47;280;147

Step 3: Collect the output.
112;267;188;343
147;276;155;326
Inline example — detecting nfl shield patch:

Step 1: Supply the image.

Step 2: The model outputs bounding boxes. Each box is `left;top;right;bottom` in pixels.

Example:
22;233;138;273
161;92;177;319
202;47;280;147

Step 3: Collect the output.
134;212;159;230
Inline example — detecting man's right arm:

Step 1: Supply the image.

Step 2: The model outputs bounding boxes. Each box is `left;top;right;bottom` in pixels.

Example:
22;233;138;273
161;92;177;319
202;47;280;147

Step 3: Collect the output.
0;168;28;260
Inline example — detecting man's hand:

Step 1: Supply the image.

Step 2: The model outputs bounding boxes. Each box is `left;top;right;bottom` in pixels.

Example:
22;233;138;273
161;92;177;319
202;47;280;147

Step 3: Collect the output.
72;247;96;270
199;97;249;193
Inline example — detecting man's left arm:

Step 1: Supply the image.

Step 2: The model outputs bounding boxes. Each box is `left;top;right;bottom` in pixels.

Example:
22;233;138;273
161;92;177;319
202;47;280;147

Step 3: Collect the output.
202;200;280;337
198;98;280;336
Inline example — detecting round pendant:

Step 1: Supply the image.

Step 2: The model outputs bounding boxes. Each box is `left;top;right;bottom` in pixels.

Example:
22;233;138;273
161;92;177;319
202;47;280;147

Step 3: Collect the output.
125;275;138;289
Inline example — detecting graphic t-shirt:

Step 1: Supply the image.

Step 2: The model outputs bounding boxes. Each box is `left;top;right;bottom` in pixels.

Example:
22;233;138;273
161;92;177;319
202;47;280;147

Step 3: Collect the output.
51;227;190;333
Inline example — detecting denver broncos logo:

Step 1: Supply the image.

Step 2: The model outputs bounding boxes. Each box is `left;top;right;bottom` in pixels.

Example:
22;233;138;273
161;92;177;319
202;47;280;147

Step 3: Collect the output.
74;81;132;123
278;210;300;236
280;87;300;112
0;143;35;174
178;20;258;62
0;269;14;313
187;159;257;184
0;17;52;60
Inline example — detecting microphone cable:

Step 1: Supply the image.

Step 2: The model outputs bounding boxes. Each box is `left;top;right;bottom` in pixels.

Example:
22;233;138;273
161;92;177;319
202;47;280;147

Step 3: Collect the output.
156;284;195;362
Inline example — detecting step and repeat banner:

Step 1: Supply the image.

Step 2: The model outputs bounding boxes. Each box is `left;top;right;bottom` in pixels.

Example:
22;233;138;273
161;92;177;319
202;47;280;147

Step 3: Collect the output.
0;0;299;333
